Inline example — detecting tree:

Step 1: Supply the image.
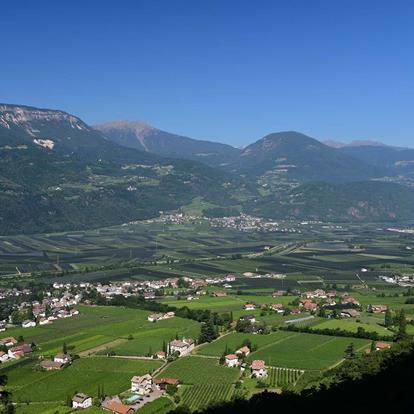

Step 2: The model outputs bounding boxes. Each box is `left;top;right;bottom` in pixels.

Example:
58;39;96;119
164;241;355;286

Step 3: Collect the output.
397;309;407;339
370;341;376;353
63;342;68;354
199;319;218;343
345;343;355;359
384;308;393;328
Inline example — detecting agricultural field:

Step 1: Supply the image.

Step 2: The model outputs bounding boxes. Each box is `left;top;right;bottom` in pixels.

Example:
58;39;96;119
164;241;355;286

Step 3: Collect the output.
196;331;297;357
311;318;393;337
267;367;304;388
4;357;162;403
156;356;240;384
0;305;201;358
180;384;235;412
246;333;370;370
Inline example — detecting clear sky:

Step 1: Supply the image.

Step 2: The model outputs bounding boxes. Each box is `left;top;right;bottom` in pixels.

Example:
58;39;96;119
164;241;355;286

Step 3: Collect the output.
1;0;414;147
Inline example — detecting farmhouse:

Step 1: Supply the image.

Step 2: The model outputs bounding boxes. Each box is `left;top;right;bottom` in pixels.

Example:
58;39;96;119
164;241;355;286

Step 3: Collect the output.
54;353;72;364
155;351;166;359
8;343;32;358
300;300;318;311
236;346;250;356
131;374;152;395
251;360;267;378
244;303;256;310
0;352;9;363
40;360;64;370
213;291;227;297
72;393;93;409
271;304;284;313
376;341;392;351
102;397;135;414
371;305;388;313
341;296;360;306
240;315;256;323
155;377;179;390
22;320;36;328
225;354;239;367
0;337;17;347
148;313;163;322
341;309;361;318
169;338;195;356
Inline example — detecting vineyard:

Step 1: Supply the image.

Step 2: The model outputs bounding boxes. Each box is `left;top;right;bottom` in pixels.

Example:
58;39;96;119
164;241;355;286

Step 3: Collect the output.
181;384;235;411
267;367;304;388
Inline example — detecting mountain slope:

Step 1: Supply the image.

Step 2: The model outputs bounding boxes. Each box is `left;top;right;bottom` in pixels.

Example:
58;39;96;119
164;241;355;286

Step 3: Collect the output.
228;131;387;183
246;181;414;222
95;120;241;167
0;105;248;234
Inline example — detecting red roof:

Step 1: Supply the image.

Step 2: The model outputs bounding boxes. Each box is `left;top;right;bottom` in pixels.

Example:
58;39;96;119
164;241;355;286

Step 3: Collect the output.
102;400;134;414
225;354;238;360
251;360;265;370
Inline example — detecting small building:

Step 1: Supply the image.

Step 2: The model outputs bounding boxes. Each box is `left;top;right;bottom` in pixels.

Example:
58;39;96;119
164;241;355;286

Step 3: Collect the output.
244;303;256;311
240;315;256;323
214;291;227;297
341;309;361;318
40;360;64;370
168;338;195;356
131;374;152;395
54;353;72;364
155;377;179;390
251;360;267;378
72;393;93;409
22;320;36;328
102;398;135;414
371;305;388;313
38;318;50;326
148;313;163;322
0;337;17;347
155;351;166;359
0;352;9;363
375;341;392;351
236;346;250;356
271;304;284;313
225;354;239;368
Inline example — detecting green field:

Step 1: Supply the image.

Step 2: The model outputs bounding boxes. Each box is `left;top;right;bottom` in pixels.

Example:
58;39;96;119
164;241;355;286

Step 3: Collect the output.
196;331;296;357
0;305;200;357
181;384;235;411
5;357;162;403
312;318;393;337
246;333;370;370
156;356;239;384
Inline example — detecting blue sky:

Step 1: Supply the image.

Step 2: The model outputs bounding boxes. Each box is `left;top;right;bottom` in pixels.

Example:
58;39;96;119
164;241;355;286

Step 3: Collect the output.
1;0;414;147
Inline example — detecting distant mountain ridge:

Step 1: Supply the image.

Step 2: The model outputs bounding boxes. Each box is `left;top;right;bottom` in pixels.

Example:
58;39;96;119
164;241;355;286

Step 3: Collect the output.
95;120;241;167
0;103;414;234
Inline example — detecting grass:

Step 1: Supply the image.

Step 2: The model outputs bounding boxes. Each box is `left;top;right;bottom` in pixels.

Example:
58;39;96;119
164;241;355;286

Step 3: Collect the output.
137;397;175;414
267;368;304;388
5;357;162;403
196;331;296;357
156;356;239;384
311;318;393;337
181;384;235;411
246;332;370;370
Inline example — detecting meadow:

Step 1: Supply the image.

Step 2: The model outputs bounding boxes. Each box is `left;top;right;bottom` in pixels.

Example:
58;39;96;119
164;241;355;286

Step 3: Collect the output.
246;333;370;370
156;356;240;384
5;357;163;403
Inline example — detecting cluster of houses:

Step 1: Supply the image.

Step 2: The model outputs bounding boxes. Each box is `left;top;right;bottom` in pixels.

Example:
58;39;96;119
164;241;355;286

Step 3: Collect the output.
72;374;180;413
0;337;33;363
222;345;267;378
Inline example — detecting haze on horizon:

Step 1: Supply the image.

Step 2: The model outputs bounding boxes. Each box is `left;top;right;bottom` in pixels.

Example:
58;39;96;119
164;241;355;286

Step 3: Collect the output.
1;0;413;147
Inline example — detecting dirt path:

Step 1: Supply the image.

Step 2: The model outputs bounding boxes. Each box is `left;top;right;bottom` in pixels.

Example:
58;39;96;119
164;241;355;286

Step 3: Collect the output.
79;338;127;357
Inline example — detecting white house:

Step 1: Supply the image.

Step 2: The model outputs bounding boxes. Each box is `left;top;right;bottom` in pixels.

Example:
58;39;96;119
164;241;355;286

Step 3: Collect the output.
244;303;256;311
168;338;195;356
72;393;93;409
131;374;152;395
0;352;9;363
251;360;267;378
22;320;36;328
225;354;239;368
236;346;250;356
54;353;71;364
38;318;50;326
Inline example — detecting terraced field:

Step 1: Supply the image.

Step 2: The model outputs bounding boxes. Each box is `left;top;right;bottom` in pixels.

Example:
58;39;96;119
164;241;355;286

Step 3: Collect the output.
267;367;304;388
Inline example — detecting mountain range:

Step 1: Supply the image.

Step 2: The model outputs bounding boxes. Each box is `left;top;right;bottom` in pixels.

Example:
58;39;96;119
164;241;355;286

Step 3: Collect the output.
1;103;413;234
